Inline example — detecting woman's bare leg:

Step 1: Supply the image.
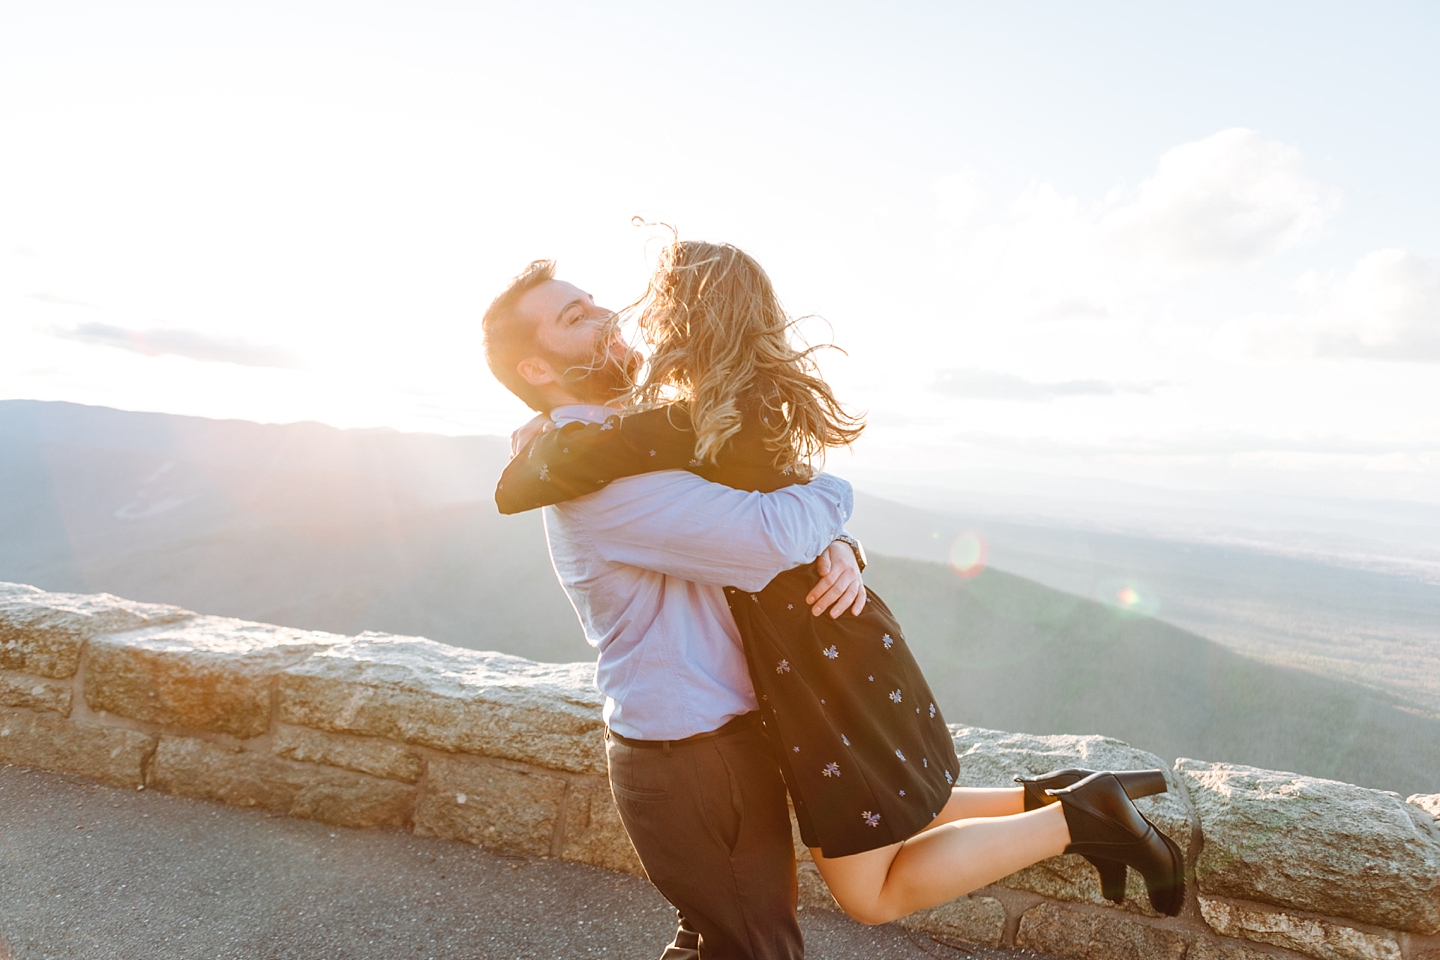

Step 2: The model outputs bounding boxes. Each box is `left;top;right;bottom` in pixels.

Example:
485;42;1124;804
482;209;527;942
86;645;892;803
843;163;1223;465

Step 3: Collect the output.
812;802;1070;925
918;786;1026;832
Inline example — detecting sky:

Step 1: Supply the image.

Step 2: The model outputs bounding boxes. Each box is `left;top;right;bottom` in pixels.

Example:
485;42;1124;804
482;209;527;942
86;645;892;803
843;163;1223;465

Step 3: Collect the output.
4;1;1439;519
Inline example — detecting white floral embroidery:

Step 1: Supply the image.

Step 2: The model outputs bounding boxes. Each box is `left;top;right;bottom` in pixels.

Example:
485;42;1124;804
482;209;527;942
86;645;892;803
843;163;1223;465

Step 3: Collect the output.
601;420;615;430
862;811;881;827
899;790;906;797
822;762;840;778
882;633;894;650
889;689;902;704
649;450;657;456
793;746;800;753
822;645;839;659
751;594;759;602
922;758;929;768
840;734;851;746
929;703;937;718
868;675;874;682
944;770;954;784
895;749;906;761
539;464;550;481
787;603;794;610
776;659;791;674
688;458;704;467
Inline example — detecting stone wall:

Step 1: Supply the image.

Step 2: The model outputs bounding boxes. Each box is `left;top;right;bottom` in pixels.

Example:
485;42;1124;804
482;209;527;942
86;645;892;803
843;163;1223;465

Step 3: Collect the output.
3;582;1438;960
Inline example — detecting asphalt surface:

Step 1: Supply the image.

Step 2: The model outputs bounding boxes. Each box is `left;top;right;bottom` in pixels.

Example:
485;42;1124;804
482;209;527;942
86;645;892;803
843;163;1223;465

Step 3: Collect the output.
0;763;1058;960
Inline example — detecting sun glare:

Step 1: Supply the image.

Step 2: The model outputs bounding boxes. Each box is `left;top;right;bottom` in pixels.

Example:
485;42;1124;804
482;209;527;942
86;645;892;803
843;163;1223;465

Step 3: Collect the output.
948;532;989;580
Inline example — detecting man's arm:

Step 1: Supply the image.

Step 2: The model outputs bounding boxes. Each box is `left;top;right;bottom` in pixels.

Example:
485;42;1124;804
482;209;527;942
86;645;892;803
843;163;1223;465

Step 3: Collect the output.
565;471;853;592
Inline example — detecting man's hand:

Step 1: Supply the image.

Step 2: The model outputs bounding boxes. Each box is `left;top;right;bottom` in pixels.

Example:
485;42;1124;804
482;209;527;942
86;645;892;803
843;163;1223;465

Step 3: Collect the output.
510;413;554;457
806;540;867;618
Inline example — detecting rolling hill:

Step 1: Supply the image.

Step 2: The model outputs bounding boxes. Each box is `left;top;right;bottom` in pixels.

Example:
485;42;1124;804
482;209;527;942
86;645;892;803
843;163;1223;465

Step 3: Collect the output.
3;399;1436;796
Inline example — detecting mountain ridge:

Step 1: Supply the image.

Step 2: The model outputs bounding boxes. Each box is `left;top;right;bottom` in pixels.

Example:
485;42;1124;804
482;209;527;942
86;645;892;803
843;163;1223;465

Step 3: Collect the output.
3;398;1437;795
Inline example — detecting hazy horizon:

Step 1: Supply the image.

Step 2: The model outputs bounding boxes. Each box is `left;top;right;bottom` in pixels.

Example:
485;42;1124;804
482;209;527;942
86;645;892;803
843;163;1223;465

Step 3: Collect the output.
7;398;1439;795
8;396;1440;718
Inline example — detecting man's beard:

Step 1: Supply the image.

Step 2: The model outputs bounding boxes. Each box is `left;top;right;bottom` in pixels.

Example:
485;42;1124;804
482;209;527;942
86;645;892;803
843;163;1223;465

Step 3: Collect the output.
548;338;639;405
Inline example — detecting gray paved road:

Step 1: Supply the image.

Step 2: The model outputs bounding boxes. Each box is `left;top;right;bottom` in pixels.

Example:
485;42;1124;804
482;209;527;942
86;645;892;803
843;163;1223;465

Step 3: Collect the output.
0;764;1057;960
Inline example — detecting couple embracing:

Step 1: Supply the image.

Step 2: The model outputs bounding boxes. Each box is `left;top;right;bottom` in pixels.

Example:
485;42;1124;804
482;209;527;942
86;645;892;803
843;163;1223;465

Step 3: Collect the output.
481;242;1185;959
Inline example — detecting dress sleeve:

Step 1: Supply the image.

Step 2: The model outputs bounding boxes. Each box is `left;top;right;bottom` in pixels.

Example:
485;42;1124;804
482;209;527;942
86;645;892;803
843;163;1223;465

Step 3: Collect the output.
494;406;701;515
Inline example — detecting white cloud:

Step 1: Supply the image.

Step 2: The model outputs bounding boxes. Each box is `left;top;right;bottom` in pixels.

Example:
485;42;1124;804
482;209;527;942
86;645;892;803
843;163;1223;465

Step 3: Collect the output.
939;129;1340;323
933;368;1160;401
1229;249;1440;362
54;321;302;369
933;168;984;226
1105;128;1338;269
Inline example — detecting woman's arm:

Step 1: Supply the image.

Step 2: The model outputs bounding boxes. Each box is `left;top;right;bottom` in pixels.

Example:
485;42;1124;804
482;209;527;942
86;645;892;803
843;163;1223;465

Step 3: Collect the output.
494;406;703;515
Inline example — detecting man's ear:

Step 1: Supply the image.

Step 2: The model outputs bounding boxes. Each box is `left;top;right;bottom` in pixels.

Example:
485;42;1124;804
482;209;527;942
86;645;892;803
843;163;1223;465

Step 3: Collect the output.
516;356;556;388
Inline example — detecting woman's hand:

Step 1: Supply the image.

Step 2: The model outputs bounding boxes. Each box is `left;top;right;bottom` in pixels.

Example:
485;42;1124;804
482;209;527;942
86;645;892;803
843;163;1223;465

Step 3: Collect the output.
807;541;868;618
510;413;554;457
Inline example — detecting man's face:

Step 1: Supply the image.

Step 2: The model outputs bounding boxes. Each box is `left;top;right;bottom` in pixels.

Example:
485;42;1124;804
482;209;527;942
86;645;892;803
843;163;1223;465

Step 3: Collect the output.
514;279;637;405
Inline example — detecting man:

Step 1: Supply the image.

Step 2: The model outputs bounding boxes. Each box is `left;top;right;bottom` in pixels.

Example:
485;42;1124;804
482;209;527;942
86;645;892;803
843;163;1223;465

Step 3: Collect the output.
481;260;865;959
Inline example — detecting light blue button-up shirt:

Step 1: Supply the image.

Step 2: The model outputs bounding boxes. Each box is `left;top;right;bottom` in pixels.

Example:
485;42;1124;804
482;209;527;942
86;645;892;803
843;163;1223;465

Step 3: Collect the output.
543;404;854;741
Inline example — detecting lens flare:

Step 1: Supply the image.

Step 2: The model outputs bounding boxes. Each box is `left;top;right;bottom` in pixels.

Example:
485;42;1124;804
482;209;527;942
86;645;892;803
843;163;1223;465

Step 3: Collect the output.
948;532;988;579
1102;581;1159;616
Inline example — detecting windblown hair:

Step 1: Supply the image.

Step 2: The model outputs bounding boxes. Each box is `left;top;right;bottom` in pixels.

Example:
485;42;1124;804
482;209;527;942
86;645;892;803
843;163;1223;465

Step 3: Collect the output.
634;241;865;473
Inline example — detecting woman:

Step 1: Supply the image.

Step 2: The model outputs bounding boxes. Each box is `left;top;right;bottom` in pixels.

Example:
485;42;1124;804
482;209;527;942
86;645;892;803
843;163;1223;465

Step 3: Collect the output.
495;240;1185;923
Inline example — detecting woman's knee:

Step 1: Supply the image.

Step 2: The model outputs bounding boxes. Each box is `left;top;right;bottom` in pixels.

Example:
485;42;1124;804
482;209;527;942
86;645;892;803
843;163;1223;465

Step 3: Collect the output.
827;889;902;926
813;842;906;925
837;901;895;926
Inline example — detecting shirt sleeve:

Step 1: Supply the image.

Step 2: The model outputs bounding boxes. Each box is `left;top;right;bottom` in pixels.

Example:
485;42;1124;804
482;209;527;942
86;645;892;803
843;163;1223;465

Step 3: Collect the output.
564;471;854;591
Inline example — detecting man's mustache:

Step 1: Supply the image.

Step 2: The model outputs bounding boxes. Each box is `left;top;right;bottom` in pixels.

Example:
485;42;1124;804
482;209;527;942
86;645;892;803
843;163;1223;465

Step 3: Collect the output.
557;313;639;394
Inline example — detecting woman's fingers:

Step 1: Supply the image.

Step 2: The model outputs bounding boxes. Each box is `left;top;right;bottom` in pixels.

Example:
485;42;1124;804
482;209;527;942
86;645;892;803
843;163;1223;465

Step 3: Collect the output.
850;586;867;617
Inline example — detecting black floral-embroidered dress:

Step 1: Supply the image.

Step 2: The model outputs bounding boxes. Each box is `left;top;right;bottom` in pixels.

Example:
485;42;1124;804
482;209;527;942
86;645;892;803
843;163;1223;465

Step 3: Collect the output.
496;405;960;858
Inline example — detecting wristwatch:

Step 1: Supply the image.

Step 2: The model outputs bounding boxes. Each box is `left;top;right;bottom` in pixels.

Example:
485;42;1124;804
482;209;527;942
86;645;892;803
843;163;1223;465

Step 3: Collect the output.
832;534;867;572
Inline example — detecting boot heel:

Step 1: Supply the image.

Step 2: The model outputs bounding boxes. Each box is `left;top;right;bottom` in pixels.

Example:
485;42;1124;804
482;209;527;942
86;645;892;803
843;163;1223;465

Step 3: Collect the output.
1016;768;1168;808
1113;769;1168;801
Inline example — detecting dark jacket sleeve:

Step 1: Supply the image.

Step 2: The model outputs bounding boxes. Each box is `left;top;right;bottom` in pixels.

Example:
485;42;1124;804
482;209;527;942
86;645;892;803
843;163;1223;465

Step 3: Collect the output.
494;407;702;515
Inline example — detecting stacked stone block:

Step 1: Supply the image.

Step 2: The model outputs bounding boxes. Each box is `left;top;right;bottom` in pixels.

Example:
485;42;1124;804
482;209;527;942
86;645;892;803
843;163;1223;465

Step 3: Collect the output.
2;581;1438;960
0;582;638;873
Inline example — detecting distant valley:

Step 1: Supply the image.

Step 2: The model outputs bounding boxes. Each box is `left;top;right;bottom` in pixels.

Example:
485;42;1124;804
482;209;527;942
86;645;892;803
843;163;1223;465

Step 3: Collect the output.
3;399;1438;796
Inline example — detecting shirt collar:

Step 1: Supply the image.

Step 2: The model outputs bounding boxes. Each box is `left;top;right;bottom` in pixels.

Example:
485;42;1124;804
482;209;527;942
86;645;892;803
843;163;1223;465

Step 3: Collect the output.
549;403;619;426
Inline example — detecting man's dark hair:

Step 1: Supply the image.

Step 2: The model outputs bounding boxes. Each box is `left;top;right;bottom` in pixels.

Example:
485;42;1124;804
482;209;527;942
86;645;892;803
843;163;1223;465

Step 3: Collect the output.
482;259;556;412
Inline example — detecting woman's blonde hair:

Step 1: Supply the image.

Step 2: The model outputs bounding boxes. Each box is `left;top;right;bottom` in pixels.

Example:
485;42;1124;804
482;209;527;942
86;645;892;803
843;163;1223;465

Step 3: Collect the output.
633;240;865;472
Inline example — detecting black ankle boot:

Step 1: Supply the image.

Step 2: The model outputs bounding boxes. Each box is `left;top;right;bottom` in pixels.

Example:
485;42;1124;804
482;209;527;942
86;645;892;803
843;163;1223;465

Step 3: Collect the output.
1047;771;1186;917
1015;768;1169;904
